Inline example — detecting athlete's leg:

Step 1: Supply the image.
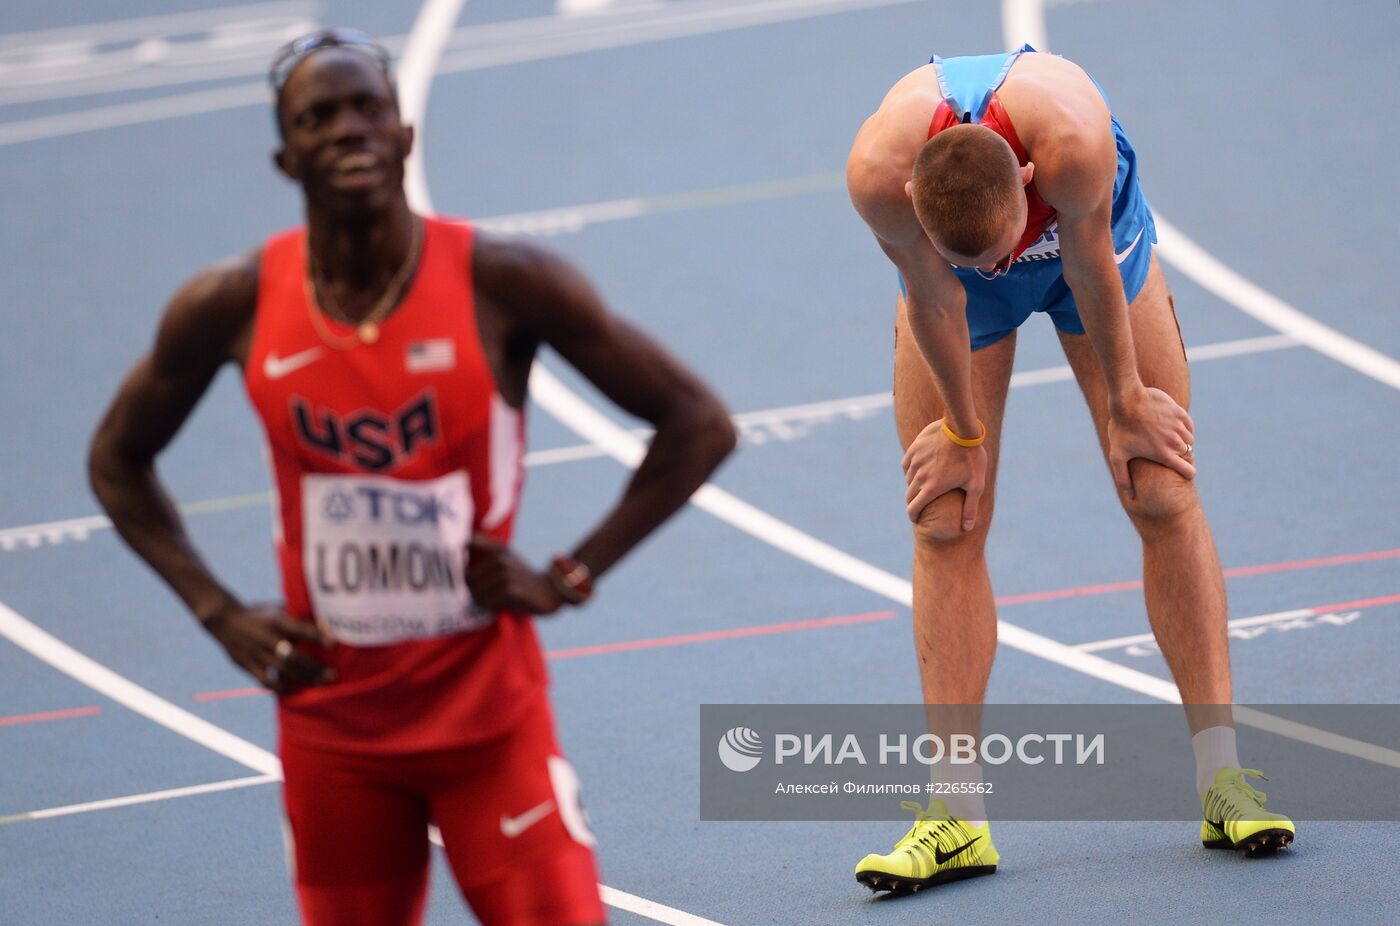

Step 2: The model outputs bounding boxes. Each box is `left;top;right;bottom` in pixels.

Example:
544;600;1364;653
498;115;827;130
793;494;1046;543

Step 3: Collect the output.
1057;254;1233;723
429;699;605;926
894;297;1016;708
281;736;432;926
854;306;1014;891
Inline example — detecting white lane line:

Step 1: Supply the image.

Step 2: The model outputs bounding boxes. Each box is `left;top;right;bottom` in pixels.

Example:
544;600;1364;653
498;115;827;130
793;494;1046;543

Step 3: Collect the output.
1003;0;1049;47
0;333;1302;553
1231;706;1400;770
0;9;317;108
434;0;924;76
0;0;926;146
403;3;728;923
0;514;111;550
557;0;621;14
597;887;728;926
0;774;278;825
1154;219;1400;391
433;828;726;925
1074;595;1399;655
0;82;268;147
398;0;469;218
1177;332;1297;362
1076;608;1316;653
0;1;317;48
0;601;281;777
1005;0;1400;393
477;197;649;237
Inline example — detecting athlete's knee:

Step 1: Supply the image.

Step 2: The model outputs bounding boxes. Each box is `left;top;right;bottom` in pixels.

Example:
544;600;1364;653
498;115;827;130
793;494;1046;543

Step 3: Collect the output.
912;490;985;548
1121;458;1198;526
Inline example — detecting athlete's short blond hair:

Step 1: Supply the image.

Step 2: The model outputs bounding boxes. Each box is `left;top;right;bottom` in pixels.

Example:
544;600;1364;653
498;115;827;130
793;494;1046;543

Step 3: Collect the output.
910;124;1023;258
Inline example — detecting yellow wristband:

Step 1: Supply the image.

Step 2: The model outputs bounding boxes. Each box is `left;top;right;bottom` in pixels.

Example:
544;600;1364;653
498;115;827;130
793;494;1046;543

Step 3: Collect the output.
942;418;986;448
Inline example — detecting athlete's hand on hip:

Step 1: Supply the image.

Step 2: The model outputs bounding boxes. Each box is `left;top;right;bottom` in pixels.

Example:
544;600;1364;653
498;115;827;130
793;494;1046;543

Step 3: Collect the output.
466;533;563;616
201;602;335;694
901;418;988;532
1107;386;1196;498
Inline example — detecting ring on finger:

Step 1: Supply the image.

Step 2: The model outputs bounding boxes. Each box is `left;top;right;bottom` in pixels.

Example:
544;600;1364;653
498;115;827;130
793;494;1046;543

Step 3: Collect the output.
1182;444;1193;456
274;638;293;659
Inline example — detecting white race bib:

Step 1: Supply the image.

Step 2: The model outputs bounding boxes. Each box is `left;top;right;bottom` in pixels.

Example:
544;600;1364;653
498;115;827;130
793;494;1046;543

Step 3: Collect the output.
301;470;490;645
1015;221;1061;263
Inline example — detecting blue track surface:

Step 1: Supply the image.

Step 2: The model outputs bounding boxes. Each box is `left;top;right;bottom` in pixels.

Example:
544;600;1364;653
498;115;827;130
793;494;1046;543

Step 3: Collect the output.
2;2;1398;924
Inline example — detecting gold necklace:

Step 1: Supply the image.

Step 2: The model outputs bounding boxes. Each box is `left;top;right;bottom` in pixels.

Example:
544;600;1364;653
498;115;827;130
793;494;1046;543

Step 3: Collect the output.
304;216;423;348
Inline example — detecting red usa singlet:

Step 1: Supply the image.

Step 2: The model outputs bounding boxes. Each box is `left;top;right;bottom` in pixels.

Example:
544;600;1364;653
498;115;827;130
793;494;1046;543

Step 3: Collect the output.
245;217;546;754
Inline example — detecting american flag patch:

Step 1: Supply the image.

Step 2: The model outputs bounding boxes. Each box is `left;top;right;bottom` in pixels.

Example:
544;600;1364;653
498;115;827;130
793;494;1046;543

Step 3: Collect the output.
406;339;455;373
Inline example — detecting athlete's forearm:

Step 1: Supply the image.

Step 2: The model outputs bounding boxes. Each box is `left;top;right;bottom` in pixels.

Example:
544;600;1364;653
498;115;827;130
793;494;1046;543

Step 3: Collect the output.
568;399;736;579
1066;265;1144;408
904;296;981;435
88;443;242;625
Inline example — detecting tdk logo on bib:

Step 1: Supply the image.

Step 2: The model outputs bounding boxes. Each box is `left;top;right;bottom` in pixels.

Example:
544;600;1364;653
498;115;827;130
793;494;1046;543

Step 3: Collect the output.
322;486;460;526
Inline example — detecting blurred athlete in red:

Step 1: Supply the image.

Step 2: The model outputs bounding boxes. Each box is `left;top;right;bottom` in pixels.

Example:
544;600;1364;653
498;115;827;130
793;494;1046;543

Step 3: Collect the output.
89;28;735;926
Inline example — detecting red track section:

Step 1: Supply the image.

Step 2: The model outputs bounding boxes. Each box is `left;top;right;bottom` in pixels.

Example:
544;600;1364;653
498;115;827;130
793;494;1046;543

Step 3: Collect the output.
546;610;896;660
993;547;1400;606
0;705;101;727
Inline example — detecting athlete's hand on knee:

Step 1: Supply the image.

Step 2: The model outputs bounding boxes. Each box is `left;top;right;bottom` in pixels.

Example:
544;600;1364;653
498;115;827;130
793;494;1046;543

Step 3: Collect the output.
466;533;563;616
1108;386;1196;498
202;603;335;694
901;419;988;531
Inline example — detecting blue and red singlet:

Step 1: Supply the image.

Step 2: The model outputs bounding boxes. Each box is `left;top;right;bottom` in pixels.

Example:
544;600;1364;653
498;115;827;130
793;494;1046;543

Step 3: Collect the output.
917;45;1159;349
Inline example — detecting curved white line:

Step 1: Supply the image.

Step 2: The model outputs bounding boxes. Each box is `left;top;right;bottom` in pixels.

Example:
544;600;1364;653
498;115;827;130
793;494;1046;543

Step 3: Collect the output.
1003;0;1400;391
397;4;728;924
397;0;465;214
1002;0;1048;48
1153;218;1400;389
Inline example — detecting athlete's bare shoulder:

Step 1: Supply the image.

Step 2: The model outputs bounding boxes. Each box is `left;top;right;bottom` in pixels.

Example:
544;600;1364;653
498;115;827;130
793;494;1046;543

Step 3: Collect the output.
156;249;261;373
470;230;605;347
998;52;1116;212
471;230;576;324
998;52;1111;158
847;64;943;244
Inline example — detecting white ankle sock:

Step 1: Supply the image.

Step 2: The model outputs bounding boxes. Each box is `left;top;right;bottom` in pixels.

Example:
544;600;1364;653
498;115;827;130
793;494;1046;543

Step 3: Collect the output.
1191;725;1241;798
934;762;988;827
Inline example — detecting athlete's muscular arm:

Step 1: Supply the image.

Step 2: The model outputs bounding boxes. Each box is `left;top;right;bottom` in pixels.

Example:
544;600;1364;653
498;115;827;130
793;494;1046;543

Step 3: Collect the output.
1036;108;1196;494
466;234;738;614
847;95;988;530
89;257;332;691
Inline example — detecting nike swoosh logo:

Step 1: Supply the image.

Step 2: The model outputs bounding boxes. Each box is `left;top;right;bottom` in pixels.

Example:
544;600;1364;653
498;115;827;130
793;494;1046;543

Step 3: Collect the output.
1114;226;1146;265
262;346;326;380
500;799;556;839
934;834;981;864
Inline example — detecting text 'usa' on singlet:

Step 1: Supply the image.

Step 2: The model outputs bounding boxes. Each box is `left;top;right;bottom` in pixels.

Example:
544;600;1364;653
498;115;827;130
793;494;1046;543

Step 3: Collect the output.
244;217;546;754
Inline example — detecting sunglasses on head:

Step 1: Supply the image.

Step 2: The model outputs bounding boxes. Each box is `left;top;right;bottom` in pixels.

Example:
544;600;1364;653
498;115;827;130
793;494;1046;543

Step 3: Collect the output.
269;28;392;93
